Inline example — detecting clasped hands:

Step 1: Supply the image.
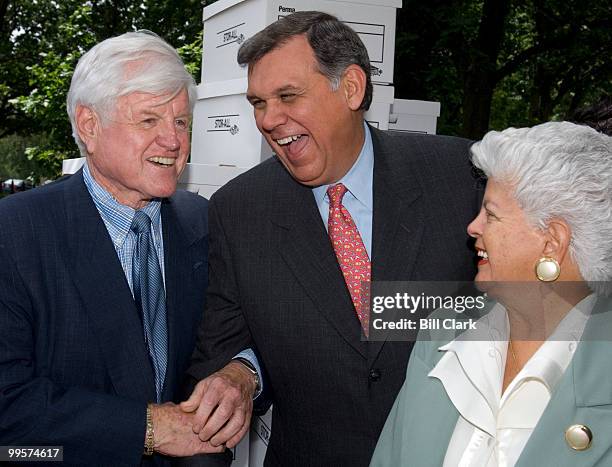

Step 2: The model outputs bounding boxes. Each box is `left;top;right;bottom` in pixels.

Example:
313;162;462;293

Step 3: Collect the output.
151;361;257;457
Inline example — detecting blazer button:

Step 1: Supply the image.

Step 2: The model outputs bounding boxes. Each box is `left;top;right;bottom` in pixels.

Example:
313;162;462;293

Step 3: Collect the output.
565;424;593;451
369;369;381;382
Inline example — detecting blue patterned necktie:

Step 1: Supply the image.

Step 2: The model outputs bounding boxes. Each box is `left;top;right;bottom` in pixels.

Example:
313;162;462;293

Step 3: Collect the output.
130;210;168;402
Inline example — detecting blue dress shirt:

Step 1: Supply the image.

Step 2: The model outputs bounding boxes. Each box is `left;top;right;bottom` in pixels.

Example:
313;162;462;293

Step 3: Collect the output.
83;162;262;396
83;161;165;293
312;122;374;257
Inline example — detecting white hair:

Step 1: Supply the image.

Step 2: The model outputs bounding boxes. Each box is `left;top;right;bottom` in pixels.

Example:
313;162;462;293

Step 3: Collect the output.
471;121;612;286
66;30;197;156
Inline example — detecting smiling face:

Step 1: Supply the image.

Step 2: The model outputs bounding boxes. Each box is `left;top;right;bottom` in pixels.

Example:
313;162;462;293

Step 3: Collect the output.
79;89;191;209
246;34;365;187
467;179;547;283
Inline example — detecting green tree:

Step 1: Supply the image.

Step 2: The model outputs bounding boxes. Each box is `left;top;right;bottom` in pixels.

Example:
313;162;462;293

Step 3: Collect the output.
1;0;203;182
394;0;612;138
0;133;51;181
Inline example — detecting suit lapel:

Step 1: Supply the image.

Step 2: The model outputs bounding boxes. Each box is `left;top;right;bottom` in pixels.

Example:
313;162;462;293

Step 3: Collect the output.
64;170;156;401
369;128;425;364
517;299;612;466
273;175;368;358
161;197;204;400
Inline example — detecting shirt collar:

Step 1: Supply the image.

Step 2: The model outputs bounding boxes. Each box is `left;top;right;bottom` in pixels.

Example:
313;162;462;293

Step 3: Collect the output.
503;293;595;398
82;160;162;249
429;293;596;433
312;122;374;210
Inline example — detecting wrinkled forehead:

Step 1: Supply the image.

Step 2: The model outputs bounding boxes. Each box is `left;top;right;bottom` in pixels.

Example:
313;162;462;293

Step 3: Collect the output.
112;89;191;118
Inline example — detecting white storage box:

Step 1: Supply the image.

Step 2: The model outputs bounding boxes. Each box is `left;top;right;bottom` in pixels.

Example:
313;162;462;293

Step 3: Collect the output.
202;0;400;85
389;99;441;134
60;158;248;200
249;407;273;466
190;79;274;166
62;157;86;175
229;431;249;467
178;162;250;199
191;80;395;166
364;84;394;130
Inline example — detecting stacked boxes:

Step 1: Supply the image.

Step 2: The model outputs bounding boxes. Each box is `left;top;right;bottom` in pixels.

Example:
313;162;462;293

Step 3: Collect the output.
190;79;272;167
200;0;400;85
188;2;442;466
389;99;441;134
177;162;250;199
191;0;403;170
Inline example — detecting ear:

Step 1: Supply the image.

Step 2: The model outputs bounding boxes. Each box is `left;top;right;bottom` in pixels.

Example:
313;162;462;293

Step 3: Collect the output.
341;64;367;111
75;105;99;155
542;219;572;264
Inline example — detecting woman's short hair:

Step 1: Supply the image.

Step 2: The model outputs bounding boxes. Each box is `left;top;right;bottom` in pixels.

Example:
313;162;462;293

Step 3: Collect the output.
471;121;612;285
67;30;196;156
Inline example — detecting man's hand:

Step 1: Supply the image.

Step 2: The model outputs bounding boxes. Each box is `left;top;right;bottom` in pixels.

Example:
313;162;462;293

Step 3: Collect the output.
150;403;226;457
180;361;257;448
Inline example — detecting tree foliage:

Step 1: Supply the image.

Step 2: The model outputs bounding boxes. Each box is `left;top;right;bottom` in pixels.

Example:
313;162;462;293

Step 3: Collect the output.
395;0;611;138
0;0;609;183
0;0;202;182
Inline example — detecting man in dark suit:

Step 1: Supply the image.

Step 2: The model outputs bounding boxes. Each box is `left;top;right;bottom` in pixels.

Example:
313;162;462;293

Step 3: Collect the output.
183;12;480;466
0;31;226;465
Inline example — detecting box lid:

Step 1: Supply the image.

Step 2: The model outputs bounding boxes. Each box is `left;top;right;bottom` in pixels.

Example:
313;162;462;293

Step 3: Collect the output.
197;78;249;99
372;84;395;103
204;0;402;22
392;99;441;116
203;0;248;21
180;163;250;185
62;157;86;175
331;0;402;8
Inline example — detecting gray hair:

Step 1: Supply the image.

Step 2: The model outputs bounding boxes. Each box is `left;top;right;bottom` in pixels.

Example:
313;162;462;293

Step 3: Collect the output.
237;11;373;111
471;121;612;286
67;30;197;157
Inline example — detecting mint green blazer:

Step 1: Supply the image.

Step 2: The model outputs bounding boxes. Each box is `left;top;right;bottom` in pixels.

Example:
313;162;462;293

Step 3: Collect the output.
371;299;612;467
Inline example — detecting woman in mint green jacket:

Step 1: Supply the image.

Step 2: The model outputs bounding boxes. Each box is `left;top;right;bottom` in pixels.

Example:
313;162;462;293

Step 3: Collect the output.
371;122;612;467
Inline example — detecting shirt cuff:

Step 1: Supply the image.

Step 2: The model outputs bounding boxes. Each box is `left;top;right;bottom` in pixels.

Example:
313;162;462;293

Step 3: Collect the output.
234;348;263;399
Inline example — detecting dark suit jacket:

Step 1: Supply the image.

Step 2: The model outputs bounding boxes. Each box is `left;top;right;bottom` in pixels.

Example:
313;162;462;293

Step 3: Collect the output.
0;169;209;466
186;127;481;466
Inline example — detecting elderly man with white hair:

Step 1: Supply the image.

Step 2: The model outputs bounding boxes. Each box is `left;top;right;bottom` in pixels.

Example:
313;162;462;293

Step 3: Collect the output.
0;31;242;466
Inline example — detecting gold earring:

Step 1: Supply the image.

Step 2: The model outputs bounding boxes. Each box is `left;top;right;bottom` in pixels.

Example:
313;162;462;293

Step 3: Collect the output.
535;257;560;282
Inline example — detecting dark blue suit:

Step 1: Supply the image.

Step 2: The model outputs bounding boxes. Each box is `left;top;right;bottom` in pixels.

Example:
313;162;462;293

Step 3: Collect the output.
0;170;209;466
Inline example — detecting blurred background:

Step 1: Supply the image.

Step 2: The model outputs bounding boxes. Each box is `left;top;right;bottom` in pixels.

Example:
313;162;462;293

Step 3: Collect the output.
0;0;610;192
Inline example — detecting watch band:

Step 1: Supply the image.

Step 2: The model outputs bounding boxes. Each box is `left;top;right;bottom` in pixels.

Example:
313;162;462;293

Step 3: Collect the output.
144;403;155;456
233;357;261;394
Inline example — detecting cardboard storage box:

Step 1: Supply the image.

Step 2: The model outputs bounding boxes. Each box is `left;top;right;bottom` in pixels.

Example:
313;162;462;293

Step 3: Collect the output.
62;157;86;175
202;0;400;85
191;80;395;166
178;162;250;199
389;99;440;134
190;79;274;166
62;159;249;200
249;407;273;466
364;84;394;130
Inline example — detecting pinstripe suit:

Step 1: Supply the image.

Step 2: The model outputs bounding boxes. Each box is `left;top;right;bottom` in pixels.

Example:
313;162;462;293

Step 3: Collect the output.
186;127;481;466
0;170;209;466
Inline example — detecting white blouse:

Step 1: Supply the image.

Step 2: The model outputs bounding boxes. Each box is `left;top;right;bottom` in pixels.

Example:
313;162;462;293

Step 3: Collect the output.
428;295;594;467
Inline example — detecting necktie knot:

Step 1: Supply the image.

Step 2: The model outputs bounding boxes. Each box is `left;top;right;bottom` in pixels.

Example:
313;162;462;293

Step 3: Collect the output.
327;183;348;208
131;211;152;235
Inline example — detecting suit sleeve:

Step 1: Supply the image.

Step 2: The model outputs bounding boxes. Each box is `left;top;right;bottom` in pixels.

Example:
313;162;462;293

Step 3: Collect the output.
185;195;256;384
0;240;147;466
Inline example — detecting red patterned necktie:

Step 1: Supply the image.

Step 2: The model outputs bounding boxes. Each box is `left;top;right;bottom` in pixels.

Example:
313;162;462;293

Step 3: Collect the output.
327;183;371;334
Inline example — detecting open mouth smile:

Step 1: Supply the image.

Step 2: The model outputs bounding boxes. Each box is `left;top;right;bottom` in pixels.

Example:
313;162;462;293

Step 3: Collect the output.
148;156;176;167
476;248;489;265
